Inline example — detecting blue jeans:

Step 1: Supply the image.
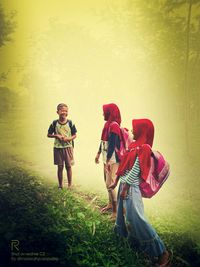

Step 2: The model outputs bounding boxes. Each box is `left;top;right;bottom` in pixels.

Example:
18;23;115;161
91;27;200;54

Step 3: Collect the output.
115;183;165;258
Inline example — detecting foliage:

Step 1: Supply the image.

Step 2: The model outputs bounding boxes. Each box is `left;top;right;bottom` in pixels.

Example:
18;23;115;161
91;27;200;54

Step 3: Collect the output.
0;4;16;85
0;87;19;115
0;5;16;47
0;166;145;267
0;164;199;267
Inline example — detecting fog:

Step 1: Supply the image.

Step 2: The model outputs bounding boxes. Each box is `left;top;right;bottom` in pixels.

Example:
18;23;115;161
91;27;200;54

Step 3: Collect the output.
1;0;200;242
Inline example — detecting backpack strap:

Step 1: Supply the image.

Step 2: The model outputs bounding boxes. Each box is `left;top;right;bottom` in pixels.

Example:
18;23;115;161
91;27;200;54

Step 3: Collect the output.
52;119;58;133
68;119;73;132
68;119;75;148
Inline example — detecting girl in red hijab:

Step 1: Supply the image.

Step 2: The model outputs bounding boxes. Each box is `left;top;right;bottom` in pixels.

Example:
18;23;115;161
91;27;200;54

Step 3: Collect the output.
95;103;122;217
110;119;171;267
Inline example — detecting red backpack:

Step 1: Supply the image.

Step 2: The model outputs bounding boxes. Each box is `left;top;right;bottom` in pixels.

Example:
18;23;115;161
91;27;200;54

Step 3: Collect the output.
139;150;170;198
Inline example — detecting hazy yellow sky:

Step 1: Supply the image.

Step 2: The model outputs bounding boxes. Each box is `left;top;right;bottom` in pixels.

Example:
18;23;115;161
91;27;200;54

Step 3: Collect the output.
1;0;200;245
0;0;189;193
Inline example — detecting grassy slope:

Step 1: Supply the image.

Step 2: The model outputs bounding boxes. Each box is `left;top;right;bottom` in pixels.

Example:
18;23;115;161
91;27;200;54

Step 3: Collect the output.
0;159;199;267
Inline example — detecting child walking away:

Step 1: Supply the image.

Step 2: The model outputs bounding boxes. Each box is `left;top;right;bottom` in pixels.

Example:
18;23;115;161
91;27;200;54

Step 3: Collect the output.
47;103;77;189
109;119;172;267
95;103;122;218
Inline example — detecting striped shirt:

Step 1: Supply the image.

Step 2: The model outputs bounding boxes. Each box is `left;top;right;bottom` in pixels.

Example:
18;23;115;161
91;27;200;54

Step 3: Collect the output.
120;156;140;186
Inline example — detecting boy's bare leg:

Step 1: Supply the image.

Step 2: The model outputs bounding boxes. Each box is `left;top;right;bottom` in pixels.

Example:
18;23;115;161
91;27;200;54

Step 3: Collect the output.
66;166;72;187
58;165;64;188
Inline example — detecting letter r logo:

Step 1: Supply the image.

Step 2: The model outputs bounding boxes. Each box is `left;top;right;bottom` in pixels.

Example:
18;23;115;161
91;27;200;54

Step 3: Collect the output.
11;240;19;251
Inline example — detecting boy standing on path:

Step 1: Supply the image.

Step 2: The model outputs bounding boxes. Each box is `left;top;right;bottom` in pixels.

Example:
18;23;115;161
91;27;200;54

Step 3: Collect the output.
47;103;77;189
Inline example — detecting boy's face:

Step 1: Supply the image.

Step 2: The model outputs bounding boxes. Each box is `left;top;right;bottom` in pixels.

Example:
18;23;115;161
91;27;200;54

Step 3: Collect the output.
57;106;68;119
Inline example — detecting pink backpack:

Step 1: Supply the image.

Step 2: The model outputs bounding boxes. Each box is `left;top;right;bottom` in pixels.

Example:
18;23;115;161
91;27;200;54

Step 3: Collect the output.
139;150;170;198
110;122;133;161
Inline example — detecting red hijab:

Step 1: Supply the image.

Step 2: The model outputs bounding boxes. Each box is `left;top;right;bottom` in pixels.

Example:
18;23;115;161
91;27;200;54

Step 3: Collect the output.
116;119;154;181
101;103;121;141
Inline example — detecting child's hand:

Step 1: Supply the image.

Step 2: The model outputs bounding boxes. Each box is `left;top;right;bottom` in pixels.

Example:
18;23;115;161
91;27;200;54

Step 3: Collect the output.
108;181;117;190
63;137;71;142
120;188;128;199
56;134;64;140
120;184;130;199
95;153;100;164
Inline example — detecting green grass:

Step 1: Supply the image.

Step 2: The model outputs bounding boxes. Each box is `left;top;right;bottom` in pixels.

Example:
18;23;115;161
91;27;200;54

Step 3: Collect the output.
0;162;199;267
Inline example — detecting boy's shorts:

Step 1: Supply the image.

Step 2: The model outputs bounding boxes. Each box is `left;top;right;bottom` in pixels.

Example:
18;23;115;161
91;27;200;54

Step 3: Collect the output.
54;147;74;167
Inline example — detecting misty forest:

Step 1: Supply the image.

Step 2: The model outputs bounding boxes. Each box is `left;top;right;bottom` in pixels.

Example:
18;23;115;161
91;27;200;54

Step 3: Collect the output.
0;1;200;266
